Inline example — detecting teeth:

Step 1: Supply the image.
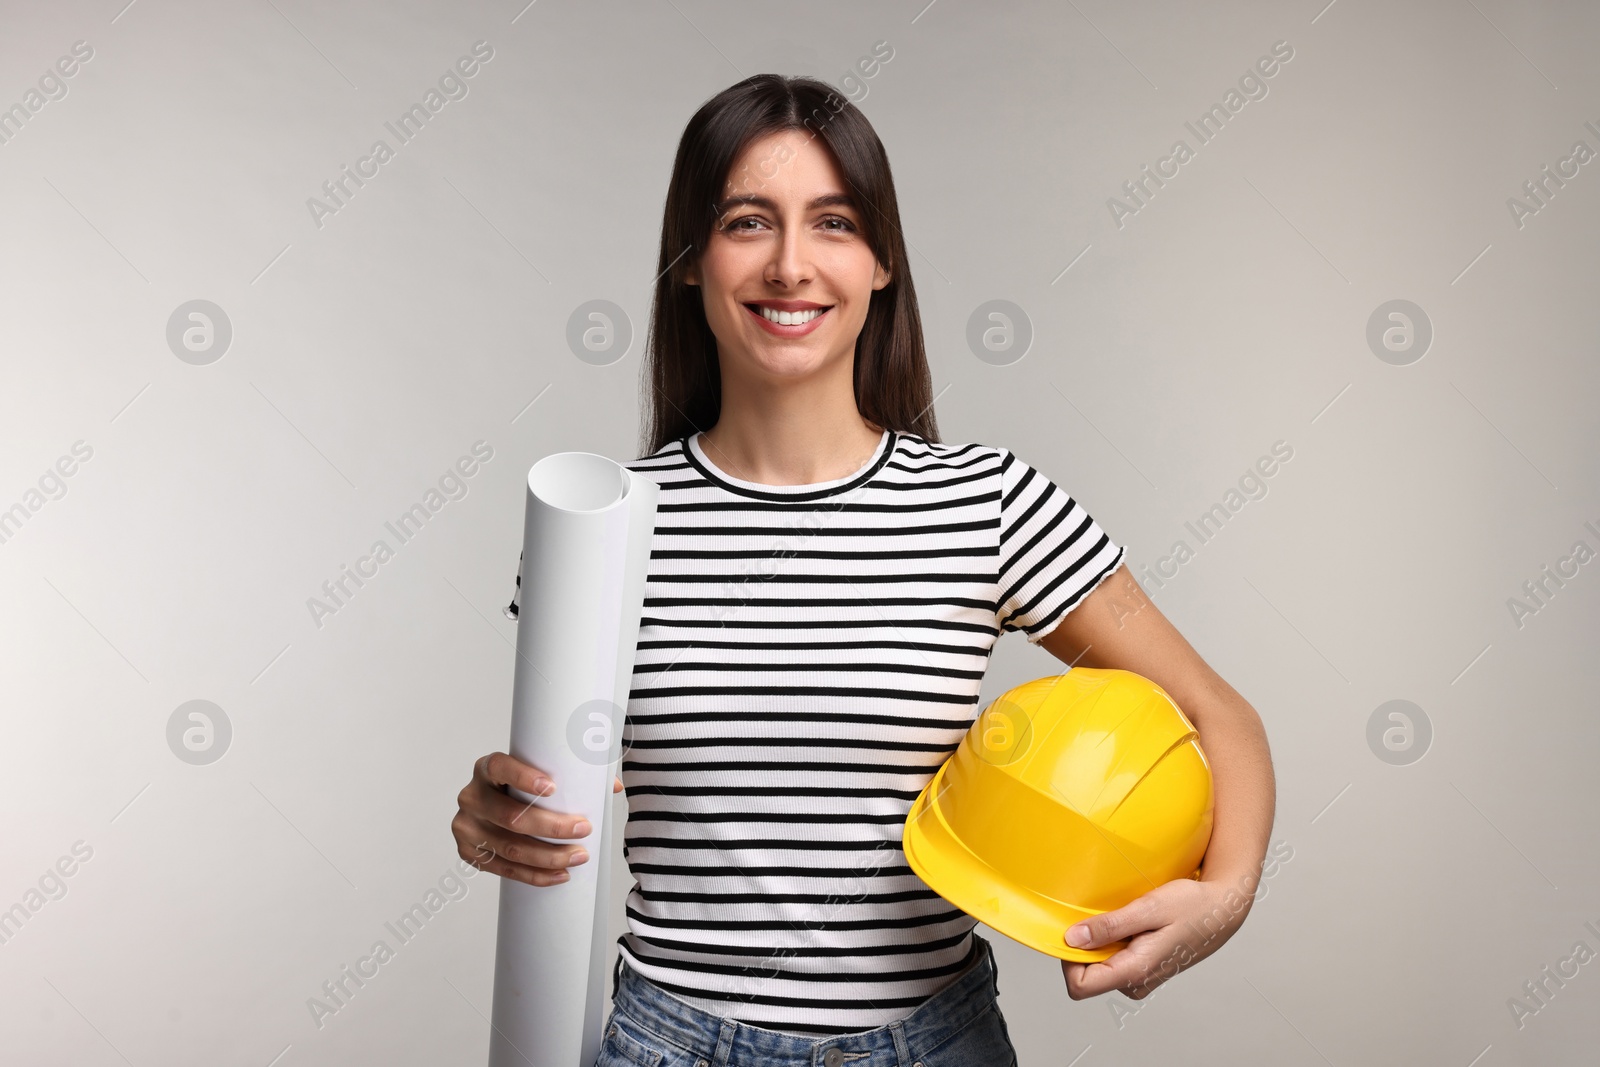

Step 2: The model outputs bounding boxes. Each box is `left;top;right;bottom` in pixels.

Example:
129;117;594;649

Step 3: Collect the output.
756;305;825;325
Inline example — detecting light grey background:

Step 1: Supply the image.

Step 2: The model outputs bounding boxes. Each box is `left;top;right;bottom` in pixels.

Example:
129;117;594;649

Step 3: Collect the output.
2;0;1597;1064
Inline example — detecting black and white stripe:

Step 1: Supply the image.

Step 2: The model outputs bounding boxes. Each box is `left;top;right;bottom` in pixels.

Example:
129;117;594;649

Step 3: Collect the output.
507;429;1125;1035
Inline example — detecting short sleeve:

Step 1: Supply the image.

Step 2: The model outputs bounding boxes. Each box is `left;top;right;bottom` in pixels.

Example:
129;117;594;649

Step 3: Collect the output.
505;551;522;620
996;448;1126;643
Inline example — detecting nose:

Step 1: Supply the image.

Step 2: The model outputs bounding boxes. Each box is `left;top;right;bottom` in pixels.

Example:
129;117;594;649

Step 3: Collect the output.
765;223;814;288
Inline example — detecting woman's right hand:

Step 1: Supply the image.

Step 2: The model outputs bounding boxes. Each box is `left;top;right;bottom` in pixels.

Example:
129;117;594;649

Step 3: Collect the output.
452;752;624;886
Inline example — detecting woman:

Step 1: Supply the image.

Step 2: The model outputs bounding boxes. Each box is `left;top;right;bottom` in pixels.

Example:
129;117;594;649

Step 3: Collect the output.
453;74;1275;1065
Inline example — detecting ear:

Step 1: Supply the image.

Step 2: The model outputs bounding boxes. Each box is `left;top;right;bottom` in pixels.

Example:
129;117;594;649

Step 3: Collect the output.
683;258;699;287
872;260;891;291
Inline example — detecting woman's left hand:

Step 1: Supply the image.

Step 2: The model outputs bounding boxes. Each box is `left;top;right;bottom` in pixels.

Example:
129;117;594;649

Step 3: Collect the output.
1059;871;1256;1000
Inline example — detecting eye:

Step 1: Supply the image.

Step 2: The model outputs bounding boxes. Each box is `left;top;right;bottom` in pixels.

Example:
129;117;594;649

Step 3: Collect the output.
820;216;857;232
724;215;765;232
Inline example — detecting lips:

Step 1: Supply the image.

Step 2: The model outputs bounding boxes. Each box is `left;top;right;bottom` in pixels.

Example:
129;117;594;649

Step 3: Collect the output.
745;303;832;326
747;300;829;310
743;302;832;335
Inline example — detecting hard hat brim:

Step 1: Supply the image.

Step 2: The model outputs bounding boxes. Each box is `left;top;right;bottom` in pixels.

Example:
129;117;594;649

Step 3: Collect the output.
903;755;1127;964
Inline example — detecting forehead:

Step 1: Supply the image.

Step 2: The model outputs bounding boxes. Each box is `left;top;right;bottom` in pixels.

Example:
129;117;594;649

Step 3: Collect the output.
722;129;848;201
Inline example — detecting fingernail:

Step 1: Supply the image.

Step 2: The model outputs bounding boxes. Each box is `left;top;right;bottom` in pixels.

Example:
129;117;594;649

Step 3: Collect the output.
1066;925;1091;947
569;849;590;866
533;780;555;796
553;870;570;882
573;820;592;837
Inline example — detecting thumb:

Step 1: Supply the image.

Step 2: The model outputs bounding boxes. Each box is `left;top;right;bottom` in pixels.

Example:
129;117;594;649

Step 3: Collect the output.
1065;904;1139;950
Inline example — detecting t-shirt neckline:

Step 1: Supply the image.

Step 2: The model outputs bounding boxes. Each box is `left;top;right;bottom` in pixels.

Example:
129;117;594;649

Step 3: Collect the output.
683;428;896;501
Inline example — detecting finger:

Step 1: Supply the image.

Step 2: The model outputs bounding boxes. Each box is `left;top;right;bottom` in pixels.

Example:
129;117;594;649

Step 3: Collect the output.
1065;896;1160;951
1064;953;1142;1000
473;786;592;840
479;751;551;797
457;819;591;874
463;846;573;887
1065;952;1141;999
1062;960;1124;1002
1062;960;1095;1001
613;775;624;793
1063;957;1125;1001
1064;934;1171;1001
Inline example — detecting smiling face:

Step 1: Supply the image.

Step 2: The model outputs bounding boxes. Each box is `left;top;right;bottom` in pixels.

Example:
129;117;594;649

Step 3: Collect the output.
683;129;891;390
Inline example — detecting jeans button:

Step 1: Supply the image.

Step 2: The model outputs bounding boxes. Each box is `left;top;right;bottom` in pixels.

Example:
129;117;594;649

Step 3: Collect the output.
824;1051;843;1067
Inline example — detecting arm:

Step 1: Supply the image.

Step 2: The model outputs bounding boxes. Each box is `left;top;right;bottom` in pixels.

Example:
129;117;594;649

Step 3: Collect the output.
1033;563;1277;1000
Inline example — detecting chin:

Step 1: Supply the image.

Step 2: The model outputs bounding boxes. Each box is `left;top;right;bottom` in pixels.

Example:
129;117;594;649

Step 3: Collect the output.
748;352;831;380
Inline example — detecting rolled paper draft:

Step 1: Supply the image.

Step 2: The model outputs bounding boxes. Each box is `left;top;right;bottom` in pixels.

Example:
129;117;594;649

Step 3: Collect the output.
488;452;657;1067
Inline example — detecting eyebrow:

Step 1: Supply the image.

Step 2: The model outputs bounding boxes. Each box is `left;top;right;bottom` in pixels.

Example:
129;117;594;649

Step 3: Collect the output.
712;193;857;217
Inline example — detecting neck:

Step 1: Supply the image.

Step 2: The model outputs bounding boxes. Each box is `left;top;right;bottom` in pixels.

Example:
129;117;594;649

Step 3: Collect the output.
699;375;884;487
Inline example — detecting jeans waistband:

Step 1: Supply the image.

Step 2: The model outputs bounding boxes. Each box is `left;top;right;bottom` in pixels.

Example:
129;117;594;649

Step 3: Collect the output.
607;934;1001;1066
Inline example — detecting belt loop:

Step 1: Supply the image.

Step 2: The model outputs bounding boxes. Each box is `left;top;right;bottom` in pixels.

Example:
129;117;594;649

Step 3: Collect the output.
889;1019;912;1066
712;1017;737;1066
986;935;1000;998
612;952;624;999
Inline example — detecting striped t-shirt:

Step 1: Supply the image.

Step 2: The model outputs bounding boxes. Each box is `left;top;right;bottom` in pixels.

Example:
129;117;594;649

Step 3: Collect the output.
506;428;1125;1036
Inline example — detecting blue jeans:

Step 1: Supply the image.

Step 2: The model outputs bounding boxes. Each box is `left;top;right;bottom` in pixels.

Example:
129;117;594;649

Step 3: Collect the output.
595;934;1018;1067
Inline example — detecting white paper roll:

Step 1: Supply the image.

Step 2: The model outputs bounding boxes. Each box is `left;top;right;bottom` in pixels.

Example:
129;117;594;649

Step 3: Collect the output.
489;451;657;1067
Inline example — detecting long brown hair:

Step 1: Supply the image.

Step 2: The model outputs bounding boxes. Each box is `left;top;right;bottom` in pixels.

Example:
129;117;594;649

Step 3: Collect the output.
639;74;940;457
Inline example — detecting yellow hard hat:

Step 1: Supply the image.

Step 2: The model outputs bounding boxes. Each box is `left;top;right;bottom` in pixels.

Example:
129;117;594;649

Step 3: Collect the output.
903;667;1214;963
